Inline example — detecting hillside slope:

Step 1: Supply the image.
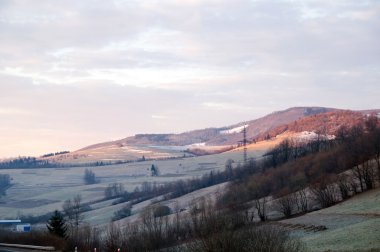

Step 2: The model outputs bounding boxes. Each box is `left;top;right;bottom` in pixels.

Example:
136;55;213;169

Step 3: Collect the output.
81;107;335;150
43;107;379;164
281;188;380;252
254;109;380;141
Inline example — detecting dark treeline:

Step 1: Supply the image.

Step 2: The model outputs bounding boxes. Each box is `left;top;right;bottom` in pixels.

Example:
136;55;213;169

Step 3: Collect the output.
219;115;380;210
97;199;303;252
104;164;246;207
0;157;53;169
0;157;128;169
0;197;303;252
0;152;191;170
41;151;70;158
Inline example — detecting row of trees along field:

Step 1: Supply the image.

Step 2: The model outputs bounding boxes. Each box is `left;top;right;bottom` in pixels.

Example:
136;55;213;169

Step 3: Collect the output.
0;157;52;169
1;194;304;252
0;156;124;169
218;115;380;219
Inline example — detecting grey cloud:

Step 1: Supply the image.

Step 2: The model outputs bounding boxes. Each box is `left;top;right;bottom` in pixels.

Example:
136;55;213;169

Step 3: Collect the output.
0;0;379;157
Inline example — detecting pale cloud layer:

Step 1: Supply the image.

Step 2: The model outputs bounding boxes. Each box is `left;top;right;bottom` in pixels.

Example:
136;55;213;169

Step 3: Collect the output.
0;0;379;157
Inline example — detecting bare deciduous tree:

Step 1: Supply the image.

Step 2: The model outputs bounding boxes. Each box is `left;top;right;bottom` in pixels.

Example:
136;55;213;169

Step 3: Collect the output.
337;174;351;200
295;189;308;213
353;164;365;192
71;224;100;252
253;197;267;222
139;205;170;249
311;182;338;208
104;222;123;252
62;194;84;238
362;161;376;190
353;161;376;192
275;193;296;218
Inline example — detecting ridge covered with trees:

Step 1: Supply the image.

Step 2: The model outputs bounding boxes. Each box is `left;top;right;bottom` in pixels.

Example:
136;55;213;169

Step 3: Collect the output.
220;115;380;216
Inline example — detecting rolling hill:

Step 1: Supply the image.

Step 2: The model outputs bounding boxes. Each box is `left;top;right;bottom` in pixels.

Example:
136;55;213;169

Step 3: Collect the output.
82;106;334;149
43;107;380;164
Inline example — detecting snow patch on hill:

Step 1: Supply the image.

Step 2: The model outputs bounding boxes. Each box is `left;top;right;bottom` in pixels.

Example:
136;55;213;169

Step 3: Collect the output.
186;142;206;147
220;124;248;134
295;131;335;142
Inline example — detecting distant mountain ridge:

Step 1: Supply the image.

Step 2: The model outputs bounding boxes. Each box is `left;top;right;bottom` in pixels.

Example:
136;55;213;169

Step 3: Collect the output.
44;106;380;164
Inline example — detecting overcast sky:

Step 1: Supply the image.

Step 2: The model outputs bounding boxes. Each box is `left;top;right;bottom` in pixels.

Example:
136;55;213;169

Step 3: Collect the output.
0;0;379;158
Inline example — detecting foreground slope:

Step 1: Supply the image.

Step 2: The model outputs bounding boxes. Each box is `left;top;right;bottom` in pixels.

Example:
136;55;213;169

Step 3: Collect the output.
281;188;380;252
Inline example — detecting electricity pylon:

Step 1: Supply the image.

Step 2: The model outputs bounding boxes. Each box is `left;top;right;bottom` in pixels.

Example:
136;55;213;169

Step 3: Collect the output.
243;126;247;165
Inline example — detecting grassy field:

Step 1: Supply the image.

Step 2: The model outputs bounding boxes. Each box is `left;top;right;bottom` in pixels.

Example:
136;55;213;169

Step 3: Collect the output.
43;131;291;165
45;144;189;164
0;147;262;224
302;218;380;252
281;188;380;252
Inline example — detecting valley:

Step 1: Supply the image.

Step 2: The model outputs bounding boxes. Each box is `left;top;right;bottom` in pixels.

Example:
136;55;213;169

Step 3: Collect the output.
0;146;261;222
1;107;380;252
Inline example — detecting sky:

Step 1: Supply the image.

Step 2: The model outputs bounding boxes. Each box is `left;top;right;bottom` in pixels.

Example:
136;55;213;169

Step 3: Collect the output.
0;0;379;158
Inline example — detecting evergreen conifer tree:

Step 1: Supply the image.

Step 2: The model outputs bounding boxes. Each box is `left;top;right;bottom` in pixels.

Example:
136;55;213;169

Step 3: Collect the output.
47;210;67;238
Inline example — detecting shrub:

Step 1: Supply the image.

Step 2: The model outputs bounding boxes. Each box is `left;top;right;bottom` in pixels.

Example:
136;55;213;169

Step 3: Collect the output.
311;181;339;208
153;205;171;218
187;222;303;252
84;169;98;184
112;204;132;221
